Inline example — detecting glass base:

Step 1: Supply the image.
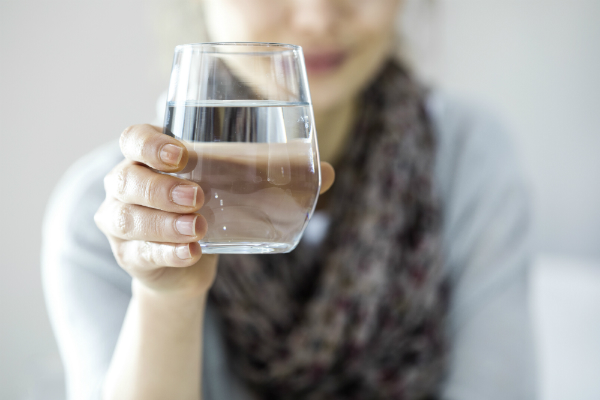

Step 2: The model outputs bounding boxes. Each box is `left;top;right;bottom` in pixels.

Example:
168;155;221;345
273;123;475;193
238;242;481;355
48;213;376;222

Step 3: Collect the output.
200;241;296;254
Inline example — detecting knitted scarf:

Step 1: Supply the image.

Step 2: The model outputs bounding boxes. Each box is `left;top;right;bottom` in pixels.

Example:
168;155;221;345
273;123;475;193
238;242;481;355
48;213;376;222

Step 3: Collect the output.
210;60;448;400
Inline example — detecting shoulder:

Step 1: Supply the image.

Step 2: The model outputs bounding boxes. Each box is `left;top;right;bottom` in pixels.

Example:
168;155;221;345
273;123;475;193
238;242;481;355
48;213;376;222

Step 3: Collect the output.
42;140;126;284
425;90;532;283
47;140;122;208
425;90;525;201
44;140;121;227
41;142;131;398
44;140;122;240
425;93;537;399
425;89;530;232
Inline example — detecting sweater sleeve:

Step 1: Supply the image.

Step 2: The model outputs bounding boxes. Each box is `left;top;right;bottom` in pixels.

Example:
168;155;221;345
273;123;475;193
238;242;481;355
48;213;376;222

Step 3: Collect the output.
41;141;130;399
41;143;131;400
427;92;537;400
41;93;538;400
41;140;248;400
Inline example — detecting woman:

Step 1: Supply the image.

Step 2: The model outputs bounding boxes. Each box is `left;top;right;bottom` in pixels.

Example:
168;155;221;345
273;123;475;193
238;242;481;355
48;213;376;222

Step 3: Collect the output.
42;0;536;399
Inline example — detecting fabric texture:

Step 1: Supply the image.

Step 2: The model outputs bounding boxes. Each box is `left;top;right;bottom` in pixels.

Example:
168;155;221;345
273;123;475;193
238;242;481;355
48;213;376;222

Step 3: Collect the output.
41;87;537;400
210;61;448;399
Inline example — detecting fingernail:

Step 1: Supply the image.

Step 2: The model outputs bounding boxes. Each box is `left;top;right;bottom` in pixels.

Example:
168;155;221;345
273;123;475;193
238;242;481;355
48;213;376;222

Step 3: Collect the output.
172;185;197;207
176;215;198;236
175;244;192;260
160;144;183;166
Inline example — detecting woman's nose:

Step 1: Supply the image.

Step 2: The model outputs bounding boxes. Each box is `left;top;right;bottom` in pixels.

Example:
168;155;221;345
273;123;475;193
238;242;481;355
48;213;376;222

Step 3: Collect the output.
289;0;343;37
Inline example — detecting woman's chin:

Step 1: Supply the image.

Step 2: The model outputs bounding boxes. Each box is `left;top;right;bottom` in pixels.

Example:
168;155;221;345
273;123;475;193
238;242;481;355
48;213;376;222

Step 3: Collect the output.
308;72;356;114
306;58;364;113
310;88;344;115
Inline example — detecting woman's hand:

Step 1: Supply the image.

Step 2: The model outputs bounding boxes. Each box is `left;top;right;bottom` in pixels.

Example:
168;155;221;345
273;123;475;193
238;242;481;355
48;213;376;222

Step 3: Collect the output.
94;124;336;299
95;124;216;298
95;124;335;399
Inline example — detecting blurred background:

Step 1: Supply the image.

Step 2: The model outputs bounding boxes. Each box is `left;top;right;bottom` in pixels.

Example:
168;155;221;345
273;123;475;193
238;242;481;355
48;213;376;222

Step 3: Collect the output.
1;0;599;399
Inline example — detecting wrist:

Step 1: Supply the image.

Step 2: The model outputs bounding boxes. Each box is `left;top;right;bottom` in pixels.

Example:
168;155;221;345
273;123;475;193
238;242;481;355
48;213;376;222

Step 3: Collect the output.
132;278;207;311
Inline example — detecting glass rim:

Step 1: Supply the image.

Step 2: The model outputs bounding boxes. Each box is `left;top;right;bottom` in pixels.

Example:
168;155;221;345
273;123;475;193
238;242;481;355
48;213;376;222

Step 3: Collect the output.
174;42;302;55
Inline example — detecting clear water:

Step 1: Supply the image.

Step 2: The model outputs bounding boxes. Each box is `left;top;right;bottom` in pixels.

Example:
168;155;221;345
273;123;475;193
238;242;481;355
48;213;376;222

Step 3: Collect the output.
164;102;320;254
164;100;314;142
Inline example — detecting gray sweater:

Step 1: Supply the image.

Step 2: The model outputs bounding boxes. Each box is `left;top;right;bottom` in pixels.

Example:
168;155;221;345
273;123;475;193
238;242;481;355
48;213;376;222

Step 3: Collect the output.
42;91;536;400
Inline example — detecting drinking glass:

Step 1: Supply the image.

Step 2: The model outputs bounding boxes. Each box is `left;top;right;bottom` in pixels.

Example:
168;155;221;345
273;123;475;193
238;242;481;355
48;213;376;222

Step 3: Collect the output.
163;42;321;254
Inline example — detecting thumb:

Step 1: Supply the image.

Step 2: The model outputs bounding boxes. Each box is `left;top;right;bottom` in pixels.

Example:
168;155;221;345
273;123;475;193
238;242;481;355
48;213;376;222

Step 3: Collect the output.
320;162;335;194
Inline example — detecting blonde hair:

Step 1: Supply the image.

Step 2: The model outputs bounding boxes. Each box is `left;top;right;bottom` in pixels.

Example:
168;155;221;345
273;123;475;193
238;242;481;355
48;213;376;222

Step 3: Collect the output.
152;0;439;82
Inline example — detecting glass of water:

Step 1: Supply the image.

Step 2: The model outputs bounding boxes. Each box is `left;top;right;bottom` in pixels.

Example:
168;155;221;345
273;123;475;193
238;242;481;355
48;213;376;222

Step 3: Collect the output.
163;42;321;254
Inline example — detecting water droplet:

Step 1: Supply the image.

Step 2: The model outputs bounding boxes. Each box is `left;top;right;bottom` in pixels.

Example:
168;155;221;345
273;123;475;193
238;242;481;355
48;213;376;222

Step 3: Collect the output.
214;193;219;199
223;226;227;231
220;199;223;206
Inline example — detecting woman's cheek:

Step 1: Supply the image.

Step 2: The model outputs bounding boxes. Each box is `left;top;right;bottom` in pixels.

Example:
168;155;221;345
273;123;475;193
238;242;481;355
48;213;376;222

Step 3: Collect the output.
356;3;400;46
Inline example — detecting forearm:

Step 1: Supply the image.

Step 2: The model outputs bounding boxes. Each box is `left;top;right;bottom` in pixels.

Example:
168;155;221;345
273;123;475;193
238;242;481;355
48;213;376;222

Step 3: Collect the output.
103;280;206;400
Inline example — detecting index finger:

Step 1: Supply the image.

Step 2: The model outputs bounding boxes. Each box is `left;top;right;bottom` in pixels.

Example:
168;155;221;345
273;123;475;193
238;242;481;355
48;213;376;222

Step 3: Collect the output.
119;124;189;173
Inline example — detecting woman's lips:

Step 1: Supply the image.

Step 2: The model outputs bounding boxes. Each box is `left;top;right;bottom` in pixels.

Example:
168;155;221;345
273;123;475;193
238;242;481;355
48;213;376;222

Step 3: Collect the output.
303;51;347;75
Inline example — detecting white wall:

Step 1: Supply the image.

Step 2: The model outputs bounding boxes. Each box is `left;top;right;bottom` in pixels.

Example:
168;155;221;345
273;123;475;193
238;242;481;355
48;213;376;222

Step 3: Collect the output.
0;0;598;398
0;1;163;398
533;255;600;400
434;0;600;259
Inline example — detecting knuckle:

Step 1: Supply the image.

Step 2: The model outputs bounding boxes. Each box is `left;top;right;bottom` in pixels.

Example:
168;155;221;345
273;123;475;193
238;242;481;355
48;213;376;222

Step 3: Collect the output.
119;125;136;148
139;240;154;264
105;238;128;270
139;123;154;132
120;124;162;164
141;174;160;205
113;242;127;266
115;164;132;198
120;124;153;161
143;241;169;267
140;125;160;160
145;212;164;238
94;201;109;233
114;203;135;237
157;244;172;266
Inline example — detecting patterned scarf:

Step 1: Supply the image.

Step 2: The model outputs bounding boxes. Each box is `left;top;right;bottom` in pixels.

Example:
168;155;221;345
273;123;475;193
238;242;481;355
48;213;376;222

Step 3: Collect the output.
210;60;448;400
